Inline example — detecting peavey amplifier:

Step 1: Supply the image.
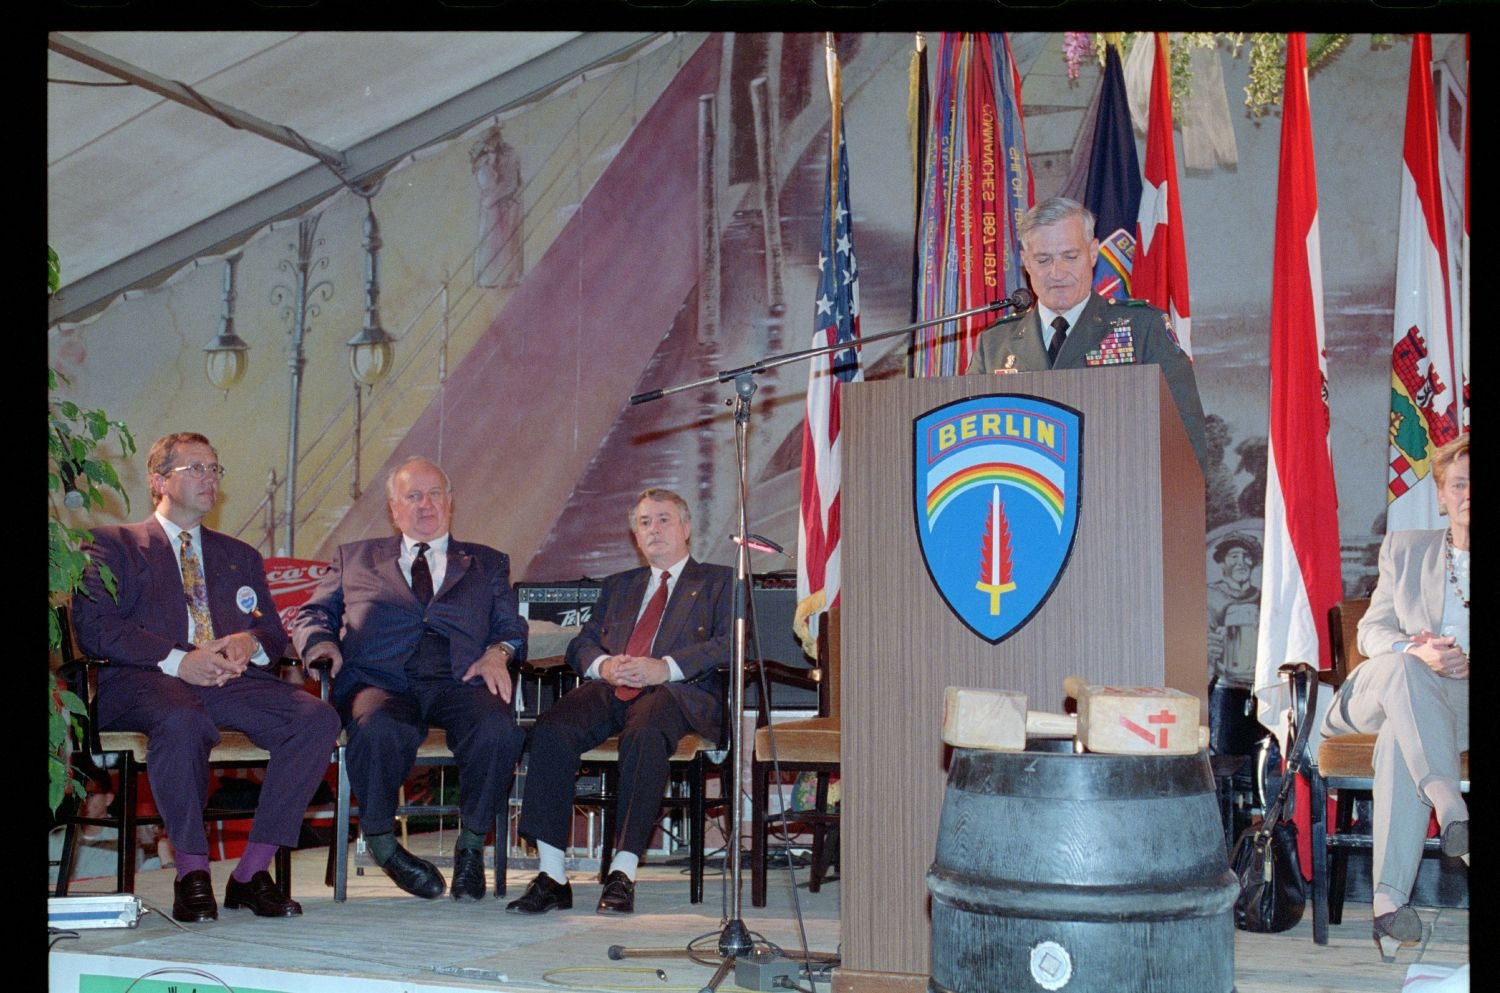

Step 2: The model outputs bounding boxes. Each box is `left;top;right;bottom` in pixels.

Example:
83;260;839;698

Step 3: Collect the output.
514;579;602;719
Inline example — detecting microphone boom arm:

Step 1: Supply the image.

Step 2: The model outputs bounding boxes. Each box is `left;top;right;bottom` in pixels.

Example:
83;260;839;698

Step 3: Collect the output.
630;291;1032;405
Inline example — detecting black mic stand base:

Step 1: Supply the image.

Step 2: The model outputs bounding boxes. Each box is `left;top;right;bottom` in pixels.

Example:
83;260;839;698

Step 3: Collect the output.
608;936;841;993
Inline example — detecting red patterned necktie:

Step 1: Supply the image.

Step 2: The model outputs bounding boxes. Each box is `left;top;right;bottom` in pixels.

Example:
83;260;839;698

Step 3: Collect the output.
615;571;669;701
178;530;216;641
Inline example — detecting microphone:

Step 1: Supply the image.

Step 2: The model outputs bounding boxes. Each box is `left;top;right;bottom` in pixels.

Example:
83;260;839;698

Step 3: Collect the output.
1001;287;1035;311
732;533;785;555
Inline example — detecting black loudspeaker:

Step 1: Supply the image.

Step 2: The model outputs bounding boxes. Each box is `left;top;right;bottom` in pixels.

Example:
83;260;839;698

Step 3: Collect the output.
746;574;817;711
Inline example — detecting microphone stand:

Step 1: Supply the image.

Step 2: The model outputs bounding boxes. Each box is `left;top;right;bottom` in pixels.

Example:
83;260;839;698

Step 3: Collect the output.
609;294;1029;992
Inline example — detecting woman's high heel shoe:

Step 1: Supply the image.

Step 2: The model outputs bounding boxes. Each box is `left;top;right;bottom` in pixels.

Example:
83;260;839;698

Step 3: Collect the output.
1372;905;1423;962
1440;820;1470;866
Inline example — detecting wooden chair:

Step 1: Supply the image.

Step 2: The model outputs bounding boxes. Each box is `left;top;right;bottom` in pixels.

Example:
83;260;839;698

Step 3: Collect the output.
51;606;312;898
317;659;512;902
1297;598;1471;945
749;606;840;908
535;645;727;904
573;725;723;902
322;625;584;901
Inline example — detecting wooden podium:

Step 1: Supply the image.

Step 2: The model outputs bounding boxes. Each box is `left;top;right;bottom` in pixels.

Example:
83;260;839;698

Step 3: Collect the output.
835;365;1206;986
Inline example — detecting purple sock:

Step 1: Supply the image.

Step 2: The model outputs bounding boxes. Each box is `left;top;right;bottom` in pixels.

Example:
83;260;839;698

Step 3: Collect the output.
176;852;210;879
232;842;279;882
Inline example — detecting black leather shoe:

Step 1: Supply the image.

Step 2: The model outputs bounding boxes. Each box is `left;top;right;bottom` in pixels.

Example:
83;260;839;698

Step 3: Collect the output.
596;870;635;915
224;871;303;917
505;872;573;914
378;845;447;898
1441;820;1469;865
450;848;487;902
1373;905;1423;962
172;869;219;922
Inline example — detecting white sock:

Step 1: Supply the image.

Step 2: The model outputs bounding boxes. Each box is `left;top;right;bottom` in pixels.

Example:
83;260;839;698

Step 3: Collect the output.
1372;885;1401;919
608;850;639;881
537;841;567;883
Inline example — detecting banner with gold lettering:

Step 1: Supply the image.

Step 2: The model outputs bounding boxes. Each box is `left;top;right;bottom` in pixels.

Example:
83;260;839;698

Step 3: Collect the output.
911;32;1033;378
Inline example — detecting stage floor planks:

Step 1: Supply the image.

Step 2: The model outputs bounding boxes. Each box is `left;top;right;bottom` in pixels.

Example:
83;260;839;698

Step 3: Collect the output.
47;835;1466;993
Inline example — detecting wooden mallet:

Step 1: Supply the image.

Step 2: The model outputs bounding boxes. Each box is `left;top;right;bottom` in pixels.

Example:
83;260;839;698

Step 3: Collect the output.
1061;675;1205;755
941;685;1207;755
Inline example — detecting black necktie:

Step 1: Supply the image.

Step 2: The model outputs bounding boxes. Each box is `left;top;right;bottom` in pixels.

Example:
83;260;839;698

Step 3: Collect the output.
1047;315;1070;368
411;542;434;605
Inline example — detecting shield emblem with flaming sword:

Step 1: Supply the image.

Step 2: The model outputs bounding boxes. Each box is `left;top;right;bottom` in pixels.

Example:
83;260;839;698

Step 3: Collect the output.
913;395;1083;644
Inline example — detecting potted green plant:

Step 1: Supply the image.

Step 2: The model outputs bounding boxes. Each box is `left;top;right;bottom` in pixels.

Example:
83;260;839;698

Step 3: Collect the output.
48;246;136;812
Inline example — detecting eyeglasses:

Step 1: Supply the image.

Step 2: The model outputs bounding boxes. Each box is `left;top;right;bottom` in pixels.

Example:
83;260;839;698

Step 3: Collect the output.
165;462;226;480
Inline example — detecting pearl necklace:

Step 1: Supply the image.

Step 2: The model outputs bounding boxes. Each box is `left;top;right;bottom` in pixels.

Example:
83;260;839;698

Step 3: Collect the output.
1446;530;1469;610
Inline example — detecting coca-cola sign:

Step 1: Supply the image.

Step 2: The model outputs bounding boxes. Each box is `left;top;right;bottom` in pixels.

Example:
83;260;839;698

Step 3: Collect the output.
263;557;332;633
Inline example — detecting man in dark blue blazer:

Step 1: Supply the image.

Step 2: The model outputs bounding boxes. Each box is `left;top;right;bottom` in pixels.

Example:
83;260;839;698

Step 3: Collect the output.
508;488;732;916
292;456;528;901
73;432;341;923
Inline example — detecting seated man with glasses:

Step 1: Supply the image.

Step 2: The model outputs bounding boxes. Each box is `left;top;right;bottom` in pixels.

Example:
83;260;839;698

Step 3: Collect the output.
292;456;528;902
73;432;342;923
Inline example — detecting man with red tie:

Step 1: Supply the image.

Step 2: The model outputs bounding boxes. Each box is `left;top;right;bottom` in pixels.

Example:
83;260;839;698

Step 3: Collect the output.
73;432;341;923
508;488;732;915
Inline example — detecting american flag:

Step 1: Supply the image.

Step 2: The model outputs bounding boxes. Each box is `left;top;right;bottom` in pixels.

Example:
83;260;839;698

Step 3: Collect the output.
797;40;863;627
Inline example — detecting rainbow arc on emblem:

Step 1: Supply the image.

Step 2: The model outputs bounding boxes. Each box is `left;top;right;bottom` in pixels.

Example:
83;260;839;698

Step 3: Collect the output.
925;452;1066;530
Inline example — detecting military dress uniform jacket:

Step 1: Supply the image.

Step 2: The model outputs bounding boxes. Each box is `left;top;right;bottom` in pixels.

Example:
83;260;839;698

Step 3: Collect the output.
967;292;1208;472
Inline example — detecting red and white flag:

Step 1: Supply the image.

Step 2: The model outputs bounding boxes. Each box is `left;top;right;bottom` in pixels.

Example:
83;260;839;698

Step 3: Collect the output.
1253;33;1342;740
1461;37;1469;411
1384;33;1465;531
797;38;863;640
1133;32;1192;356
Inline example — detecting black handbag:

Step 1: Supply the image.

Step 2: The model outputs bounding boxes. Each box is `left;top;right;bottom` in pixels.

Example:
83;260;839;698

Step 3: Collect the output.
1229;662;1314;933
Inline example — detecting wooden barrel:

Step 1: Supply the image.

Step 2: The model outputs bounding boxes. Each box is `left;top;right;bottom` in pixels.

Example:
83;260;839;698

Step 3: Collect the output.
928;743;1238;993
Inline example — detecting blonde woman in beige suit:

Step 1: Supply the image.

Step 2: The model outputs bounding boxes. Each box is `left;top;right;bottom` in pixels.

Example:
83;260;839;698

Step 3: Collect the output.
1320;432;1469;960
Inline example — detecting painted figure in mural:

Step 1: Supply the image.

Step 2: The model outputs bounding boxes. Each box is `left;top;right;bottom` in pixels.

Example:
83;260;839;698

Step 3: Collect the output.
966;196;1208;472
71;432;341;923
1206;534;1262;688
1203;414;1243;532
1320;432;1468;960
292;456;528;902
1234;436;1268;520
508;488;732;916
470;123;524;289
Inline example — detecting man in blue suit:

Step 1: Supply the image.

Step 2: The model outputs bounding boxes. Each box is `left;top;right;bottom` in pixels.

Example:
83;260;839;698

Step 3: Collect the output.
508;488;732;916
73;432;341;923
292;456;528;901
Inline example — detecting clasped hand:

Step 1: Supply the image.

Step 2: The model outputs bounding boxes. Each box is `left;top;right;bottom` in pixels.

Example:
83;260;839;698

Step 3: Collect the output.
1410;631;1469;680
180;632;257;687
604;655;669;689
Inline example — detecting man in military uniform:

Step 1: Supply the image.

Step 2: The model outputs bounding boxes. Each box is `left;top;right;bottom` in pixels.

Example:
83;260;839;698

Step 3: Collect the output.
967;196;1208;472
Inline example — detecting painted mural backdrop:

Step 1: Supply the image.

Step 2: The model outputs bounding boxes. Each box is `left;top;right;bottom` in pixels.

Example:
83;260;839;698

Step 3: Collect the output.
48;33;1467;686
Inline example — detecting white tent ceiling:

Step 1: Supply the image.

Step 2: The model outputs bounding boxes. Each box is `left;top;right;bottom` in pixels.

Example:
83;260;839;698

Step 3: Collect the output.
47;30;664;326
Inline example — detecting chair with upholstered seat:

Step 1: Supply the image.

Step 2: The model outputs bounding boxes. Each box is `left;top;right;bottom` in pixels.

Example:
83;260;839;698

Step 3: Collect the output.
317;659;513;901
572;727;723;902
749;606;840;908
1297;598;1471;945
51;606;312;898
